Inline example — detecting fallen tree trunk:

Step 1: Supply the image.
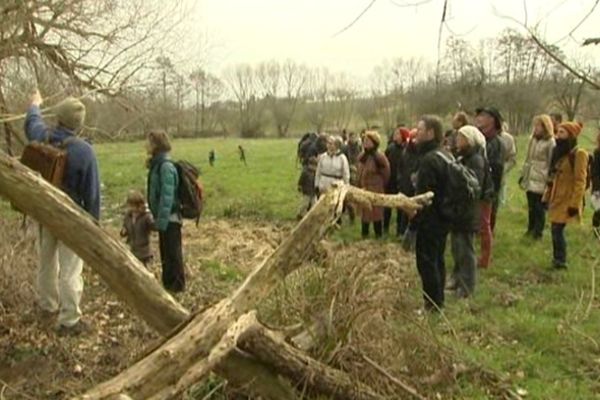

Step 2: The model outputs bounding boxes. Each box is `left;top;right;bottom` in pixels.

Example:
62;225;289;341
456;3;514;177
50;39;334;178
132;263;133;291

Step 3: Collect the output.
238;317;381;400
0;150;433;399
76;188;432;399
0;151;300;399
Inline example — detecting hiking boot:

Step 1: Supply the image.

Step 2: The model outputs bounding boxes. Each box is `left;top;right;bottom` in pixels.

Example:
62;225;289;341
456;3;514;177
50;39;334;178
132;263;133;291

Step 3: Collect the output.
55;320;91;337
446;277;458;291
551;261;567;270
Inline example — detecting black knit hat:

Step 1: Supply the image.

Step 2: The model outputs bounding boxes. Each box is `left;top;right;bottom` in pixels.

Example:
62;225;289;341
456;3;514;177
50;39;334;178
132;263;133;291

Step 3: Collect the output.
475;106;503;130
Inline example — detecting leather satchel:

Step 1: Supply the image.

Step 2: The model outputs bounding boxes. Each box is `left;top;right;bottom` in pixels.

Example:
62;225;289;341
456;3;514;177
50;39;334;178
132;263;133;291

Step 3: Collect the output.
20;134;75;187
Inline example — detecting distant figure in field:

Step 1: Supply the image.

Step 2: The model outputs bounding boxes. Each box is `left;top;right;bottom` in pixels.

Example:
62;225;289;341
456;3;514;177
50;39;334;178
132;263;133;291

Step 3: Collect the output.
238;145;247;166
208;149;216;167
120;190;154;267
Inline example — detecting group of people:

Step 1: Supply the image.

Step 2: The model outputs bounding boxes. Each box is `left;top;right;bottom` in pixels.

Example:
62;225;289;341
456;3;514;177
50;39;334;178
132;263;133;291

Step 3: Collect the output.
24;91;186;335
297;108;597;311
21;85;599;335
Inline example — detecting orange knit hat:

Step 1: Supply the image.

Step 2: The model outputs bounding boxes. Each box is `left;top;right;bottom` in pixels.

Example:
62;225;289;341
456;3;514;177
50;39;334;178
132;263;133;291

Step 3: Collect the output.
559;121;583;137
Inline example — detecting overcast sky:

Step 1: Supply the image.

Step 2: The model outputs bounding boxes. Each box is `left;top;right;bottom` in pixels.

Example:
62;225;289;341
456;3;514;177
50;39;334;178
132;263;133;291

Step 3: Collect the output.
193;0;599;79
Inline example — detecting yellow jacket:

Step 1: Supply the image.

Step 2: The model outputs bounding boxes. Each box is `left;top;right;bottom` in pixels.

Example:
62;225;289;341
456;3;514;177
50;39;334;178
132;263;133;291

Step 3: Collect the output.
544;148;588;224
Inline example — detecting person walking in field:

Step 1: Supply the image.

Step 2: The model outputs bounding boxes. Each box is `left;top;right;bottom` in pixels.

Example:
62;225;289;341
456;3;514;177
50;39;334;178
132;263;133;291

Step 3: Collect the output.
146;130;186;292
25;90;100;335
519;115;555;240
448;125;490;298
120;190;154;267
238;145;247;166
358;131;390;238
314;135;350;197
543;122;588;269
208;149;216;167
475;107;505;268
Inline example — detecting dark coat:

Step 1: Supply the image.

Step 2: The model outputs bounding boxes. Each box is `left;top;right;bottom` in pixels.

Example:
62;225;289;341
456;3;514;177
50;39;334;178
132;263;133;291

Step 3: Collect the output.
397;140;420;196
413;140;449;233
358;150;390;222
592;148;600;193
485;133;505;200
453;146;486;232
385;142;404;194
121;210;154;262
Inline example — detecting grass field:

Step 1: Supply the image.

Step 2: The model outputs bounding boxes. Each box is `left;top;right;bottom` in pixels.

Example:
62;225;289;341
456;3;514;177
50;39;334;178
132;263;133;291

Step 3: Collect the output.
94;133;600;399
2;131;600;399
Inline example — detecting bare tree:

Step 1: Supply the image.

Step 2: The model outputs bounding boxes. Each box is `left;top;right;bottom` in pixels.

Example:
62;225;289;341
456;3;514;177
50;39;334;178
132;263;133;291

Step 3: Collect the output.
304;67;332;133
190;68;223;135
225;64;265;138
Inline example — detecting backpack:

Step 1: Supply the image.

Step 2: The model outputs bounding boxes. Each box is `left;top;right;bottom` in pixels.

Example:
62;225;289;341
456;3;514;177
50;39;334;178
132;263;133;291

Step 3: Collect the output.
435;151;481;225
20;135;76;187
568;149;593;191
160;160;204;225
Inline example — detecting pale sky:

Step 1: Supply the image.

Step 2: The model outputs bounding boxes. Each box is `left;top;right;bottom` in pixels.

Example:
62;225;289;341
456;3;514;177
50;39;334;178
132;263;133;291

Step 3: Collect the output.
193;0;599;79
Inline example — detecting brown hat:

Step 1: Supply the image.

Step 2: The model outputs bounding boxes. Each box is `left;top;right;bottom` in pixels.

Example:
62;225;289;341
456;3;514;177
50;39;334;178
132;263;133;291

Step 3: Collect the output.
54;97;86;131
364;130;381;147
559;121;583;137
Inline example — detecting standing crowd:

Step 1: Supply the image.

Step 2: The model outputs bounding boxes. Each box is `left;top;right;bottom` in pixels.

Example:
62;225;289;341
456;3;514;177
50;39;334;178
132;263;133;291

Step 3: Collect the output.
19;87;600;336
297;107;598;312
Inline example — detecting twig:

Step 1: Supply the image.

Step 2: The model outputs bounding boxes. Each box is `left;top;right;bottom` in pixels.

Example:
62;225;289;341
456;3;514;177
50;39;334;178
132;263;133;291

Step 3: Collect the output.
0;379;38;400
553;0;600;45
583;257;598;320
361;354;429;400
200;381;225;400
389;0;434;7
332;0;378;37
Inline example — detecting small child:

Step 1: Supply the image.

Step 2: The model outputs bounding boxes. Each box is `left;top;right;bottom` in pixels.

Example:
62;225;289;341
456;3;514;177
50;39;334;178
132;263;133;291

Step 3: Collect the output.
120;190;154;267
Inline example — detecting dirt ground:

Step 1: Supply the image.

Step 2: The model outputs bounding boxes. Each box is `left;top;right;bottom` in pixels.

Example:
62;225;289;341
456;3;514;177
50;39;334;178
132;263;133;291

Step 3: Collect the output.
0;217;511;399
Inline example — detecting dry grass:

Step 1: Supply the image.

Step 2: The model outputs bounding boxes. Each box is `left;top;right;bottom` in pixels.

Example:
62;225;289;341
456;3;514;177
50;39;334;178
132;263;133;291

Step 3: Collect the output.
0;216;518;399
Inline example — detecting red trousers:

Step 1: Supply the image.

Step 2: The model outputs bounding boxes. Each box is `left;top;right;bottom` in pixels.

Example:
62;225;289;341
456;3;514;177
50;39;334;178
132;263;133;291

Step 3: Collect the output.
479;201;493;268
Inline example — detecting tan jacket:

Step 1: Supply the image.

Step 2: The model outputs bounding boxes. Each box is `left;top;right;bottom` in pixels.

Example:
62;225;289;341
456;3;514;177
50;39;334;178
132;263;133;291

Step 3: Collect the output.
521;135;555;194
544;148;588;224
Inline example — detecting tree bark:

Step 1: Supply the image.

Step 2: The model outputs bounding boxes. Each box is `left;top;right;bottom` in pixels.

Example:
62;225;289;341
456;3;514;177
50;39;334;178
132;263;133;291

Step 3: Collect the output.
238;318;381;400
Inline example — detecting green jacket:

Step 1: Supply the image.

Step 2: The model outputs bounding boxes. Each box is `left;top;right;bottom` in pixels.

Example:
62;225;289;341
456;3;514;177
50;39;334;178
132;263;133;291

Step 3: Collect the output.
147;153;180;231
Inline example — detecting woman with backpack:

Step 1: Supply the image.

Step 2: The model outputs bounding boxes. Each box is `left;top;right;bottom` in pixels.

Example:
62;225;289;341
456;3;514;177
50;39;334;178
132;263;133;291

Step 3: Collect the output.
543;122;588;269
357;130;390;238
146;130;186;292
448;125;489;298
519;115;556;240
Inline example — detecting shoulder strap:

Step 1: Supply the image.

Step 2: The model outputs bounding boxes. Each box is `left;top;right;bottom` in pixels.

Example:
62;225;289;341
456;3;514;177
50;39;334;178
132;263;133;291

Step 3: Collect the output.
435;150;453;164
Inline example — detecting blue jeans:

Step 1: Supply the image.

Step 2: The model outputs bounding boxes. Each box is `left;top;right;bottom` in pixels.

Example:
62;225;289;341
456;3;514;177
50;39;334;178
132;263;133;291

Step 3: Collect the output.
551;223;567;266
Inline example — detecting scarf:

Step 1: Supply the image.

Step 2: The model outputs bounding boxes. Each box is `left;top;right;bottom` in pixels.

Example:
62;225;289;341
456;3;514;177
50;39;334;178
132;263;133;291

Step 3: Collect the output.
549;137;577;175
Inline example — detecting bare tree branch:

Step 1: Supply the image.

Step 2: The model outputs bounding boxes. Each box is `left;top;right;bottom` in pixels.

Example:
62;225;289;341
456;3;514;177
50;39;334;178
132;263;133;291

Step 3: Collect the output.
332;0;377;38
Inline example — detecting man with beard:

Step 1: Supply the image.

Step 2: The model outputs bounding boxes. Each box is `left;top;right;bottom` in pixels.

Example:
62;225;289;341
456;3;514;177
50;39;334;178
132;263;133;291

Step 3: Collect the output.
543;122;588;269
475;107;506;268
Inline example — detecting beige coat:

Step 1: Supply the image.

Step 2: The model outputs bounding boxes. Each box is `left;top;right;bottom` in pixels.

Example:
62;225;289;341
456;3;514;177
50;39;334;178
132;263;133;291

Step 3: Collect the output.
521;135;555;194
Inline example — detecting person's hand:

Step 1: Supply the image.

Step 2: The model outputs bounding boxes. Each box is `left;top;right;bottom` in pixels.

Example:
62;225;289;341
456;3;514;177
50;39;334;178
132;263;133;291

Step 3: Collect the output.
30;89;43;107
567;207;579;217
